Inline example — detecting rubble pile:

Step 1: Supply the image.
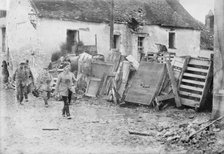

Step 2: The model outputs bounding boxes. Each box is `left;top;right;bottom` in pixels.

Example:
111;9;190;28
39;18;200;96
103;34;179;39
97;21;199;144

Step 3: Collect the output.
157;121;219;151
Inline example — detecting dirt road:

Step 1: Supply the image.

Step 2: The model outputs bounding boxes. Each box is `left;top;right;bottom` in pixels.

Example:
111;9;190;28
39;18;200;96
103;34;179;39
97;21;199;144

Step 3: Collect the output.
0;83;224;154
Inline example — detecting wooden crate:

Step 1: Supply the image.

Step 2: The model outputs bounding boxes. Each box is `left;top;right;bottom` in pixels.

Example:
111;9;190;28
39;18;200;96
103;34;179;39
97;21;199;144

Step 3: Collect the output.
178;58;212;109
145;52;158;62
157;52;176;63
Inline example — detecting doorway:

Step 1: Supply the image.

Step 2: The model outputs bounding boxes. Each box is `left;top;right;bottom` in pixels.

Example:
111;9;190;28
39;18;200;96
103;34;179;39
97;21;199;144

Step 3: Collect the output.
113;35;120;49
66;30;79;53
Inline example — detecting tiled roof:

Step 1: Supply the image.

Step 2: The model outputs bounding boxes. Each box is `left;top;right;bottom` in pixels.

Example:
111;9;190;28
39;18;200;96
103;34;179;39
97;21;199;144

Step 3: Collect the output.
31;0;201;29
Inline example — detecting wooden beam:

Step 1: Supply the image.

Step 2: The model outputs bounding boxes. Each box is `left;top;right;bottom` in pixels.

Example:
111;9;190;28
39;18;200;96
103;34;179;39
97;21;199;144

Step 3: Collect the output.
166;61;182;107
212;0;224;119
110;0;114;49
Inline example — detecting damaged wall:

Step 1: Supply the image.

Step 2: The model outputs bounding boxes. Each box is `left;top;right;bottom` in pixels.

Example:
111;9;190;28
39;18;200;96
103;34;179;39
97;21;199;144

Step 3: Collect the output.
143;25;201;57
6;0;46;77
117;25;201;60
37;18;110;58
6;0;201;73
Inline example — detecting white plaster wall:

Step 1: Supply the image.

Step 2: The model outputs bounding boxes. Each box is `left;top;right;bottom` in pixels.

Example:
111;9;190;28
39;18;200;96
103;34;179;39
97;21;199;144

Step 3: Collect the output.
114;24;133;56
38;19;111;58
107;24;201;61
7;0;40;67
144;26;201;57
6;0;201;71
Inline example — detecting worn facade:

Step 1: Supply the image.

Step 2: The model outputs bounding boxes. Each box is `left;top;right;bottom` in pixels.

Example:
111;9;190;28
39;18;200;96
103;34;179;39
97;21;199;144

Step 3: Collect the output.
5;0;202;72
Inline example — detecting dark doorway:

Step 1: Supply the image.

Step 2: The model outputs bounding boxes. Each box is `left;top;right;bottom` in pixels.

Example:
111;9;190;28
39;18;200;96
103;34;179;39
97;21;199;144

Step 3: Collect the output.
2;27;6;52
113;35;120;49
66;30;79;52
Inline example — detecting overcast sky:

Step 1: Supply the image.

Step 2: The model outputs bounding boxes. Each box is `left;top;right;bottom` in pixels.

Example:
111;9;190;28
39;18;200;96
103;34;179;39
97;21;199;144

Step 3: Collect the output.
179;0;214;23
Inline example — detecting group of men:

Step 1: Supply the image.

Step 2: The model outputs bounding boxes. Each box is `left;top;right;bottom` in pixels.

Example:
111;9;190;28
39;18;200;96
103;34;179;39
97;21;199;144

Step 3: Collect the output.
11;58;76;119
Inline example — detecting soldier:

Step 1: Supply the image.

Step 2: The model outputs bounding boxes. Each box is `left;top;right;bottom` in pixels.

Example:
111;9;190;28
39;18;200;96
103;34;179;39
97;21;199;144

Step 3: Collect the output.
54;62;76;119
24;60;34;102
36;67;52;107
1;60;9;89
13;62;29;105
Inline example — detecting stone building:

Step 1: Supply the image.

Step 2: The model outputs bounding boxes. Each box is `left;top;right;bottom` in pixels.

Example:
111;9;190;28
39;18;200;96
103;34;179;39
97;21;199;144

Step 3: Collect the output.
3;0;202;71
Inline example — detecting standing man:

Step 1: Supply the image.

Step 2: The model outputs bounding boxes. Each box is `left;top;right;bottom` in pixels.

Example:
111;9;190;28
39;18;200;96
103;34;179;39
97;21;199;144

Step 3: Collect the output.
24;60;34;102
36;67;52;107
1;60;9;89
13;62;29;105
54;62;76;119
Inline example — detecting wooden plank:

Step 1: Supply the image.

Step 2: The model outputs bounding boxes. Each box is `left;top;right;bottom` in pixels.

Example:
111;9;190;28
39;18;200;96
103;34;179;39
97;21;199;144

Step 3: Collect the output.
181;79;205;86
85;77;101;97
180;84;203;92
106;50;121;72
212;0;224;119
166;61;182;107
125;62;166;105
200;61;213;108
180;98;200;107
183;73;207;79
188;58;210;66
156;93;175;102
175;56;190;89
179;91;202;98
186;66;209;73
173;61;184;68
91;61;113;79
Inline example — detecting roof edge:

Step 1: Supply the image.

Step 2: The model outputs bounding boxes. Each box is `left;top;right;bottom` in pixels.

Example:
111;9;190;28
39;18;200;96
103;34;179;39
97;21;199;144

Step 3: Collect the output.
29;0;40;15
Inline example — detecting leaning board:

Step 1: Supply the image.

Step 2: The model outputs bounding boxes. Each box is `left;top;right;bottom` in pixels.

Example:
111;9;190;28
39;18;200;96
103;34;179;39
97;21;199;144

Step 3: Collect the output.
125;62;166;105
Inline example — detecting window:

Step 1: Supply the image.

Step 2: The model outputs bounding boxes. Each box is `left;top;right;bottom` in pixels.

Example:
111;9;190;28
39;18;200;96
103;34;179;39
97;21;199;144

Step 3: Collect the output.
0;10;6;18
113;35;120;49
138;37;144;53
2;27;6;52
169;32;175;49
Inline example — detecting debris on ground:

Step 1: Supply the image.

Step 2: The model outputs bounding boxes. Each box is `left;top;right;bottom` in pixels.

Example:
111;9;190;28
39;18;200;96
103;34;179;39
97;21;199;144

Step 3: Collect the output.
157;117;224;151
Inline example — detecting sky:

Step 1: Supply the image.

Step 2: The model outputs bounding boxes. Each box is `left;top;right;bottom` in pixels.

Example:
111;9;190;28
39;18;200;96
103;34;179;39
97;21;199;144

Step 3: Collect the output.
0;0;7;10
179;0;214;23
0;0;214;23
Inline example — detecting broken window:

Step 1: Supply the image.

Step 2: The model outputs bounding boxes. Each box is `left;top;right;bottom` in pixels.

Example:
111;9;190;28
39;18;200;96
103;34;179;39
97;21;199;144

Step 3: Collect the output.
113;35;120;49
138;37;144;53
66;30;79;52
169;32;175;49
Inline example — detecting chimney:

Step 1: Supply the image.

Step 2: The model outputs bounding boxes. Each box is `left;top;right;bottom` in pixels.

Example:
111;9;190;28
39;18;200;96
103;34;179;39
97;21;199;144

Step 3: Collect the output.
205;10;214;32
